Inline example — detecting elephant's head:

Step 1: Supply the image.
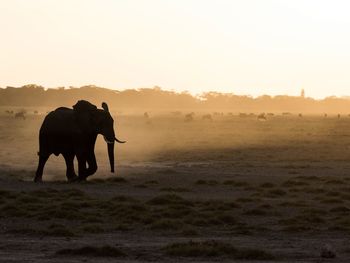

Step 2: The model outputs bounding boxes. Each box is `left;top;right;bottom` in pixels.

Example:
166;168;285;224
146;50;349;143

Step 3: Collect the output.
73;100;125;173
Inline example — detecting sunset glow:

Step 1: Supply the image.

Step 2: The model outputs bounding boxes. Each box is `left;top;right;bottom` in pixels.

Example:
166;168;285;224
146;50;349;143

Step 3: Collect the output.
1;0;350;98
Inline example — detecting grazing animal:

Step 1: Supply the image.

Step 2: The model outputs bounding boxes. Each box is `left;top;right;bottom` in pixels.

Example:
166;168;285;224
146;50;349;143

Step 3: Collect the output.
202;114;213;121
15;111;26;120
184;112;194;122
338;114;341;119
324;113;328;117
143;112;152;124
298;113;303;117
257;113;267;121
34;100;126;183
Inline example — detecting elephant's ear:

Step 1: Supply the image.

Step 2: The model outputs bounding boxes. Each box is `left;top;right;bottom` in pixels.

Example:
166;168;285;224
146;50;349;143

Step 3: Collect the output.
101;102;109;112
73;100;97;113
73;100;98;131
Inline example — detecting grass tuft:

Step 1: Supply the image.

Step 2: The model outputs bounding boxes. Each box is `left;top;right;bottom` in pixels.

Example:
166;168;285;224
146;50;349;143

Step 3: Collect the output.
147;194;192;206
163;240;274;260
56;245;125;257
223;180;249;187
195;180;218;185
160;187;190;192
259;182;275;188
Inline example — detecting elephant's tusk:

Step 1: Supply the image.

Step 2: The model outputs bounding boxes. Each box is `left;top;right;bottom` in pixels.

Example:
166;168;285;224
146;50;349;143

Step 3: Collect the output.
115;137;126;143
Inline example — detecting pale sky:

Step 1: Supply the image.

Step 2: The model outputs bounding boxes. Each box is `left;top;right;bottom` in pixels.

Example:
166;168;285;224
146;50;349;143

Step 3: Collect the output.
1;0;350;98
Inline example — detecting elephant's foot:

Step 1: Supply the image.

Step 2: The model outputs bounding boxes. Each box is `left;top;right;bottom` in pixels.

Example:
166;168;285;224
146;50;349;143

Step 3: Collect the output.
67;174;78;183
70;176;87;183
34;177;43;183
78;177;87;183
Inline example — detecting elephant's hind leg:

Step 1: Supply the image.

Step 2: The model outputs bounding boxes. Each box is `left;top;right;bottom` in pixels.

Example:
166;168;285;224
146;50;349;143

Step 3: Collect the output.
63;153;77;182
34;153;50;183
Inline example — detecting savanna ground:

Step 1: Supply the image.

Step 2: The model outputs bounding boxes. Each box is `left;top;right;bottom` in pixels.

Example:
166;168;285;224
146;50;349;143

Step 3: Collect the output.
1;108;350;262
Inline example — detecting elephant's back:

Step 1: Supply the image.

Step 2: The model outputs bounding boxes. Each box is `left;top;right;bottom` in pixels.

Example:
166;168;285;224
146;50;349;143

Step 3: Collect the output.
41;108;76;134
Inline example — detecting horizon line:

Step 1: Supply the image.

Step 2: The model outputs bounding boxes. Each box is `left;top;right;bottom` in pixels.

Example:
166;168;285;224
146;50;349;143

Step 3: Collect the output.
1;83;349;101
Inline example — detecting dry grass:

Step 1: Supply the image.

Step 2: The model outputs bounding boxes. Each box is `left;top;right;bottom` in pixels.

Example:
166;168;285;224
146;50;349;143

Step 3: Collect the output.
147;194;193;206
160;187;190;192
2;181;348;239
260;182;275;188
195;180;218;186
3;111;350;261
163;240;275;260
56;245;126;257
223;180;249;187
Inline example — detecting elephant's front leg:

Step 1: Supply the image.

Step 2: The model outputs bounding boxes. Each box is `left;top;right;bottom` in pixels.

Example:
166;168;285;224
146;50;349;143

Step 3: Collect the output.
86;152;98;177
76;154;88;181
76;152;97;181
63;153;77;182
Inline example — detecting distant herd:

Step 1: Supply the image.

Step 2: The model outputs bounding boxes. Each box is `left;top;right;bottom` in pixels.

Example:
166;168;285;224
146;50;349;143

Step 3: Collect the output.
4;109;42;120
3;109;349;122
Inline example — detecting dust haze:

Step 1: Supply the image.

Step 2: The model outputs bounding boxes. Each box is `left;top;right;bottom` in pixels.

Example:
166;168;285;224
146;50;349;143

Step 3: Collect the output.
1;86;350;262
2;103;347;181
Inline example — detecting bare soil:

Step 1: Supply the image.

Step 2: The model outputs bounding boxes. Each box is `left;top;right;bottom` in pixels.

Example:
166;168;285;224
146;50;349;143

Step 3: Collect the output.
1;111;350;262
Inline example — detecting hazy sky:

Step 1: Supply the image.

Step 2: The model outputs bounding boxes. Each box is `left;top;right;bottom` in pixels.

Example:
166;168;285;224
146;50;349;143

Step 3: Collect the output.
1;0;350;98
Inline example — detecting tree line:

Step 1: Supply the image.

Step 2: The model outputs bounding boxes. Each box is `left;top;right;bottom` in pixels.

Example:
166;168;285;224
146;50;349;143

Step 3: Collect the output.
1;84;349;113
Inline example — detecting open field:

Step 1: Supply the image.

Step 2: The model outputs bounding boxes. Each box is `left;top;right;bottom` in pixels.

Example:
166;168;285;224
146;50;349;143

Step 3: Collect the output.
1;110;350;262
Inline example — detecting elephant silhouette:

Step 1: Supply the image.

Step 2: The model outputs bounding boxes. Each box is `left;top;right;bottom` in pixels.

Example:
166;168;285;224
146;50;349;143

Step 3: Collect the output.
34;100;125;182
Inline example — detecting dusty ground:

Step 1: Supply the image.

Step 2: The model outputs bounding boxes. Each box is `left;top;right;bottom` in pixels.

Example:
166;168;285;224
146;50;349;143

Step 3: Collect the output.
1;109;350;262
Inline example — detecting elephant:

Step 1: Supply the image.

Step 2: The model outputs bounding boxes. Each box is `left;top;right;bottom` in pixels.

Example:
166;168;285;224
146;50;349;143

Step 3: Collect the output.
34;100;125;183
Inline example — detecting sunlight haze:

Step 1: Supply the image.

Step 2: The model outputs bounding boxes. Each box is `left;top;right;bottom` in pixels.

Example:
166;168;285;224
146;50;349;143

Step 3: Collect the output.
1;0;350;98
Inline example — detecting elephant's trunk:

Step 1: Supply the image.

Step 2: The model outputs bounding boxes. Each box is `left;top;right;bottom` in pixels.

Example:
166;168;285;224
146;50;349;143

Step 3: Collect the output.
107;142;115;173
